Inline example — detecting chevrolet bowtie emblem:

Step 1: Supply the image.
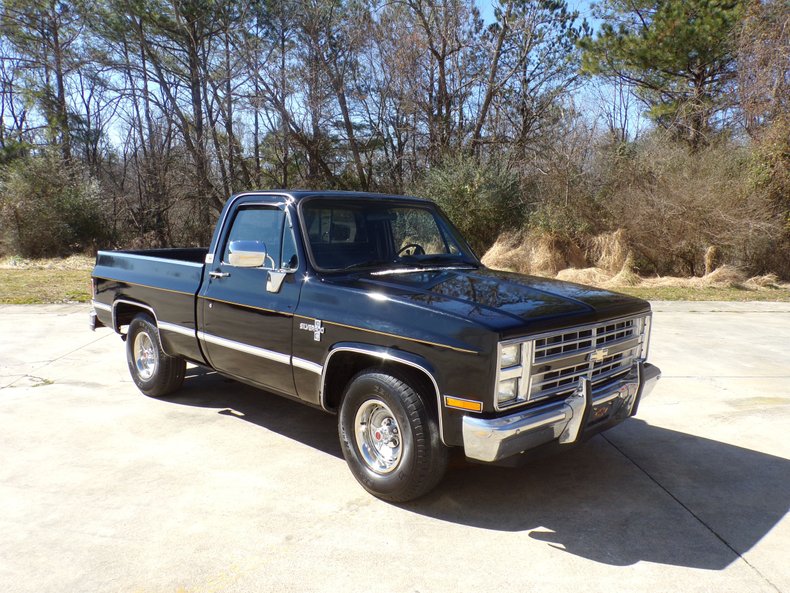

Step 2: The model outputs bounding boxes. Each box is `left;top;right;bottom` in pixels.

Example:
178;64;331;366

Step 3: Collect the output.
589;348;609;363
299;319;325;342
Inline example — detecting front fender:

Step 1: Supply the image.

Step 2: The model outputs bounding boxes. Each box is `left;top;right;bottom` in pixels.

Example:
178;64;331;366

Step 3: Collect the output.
320;342;447;444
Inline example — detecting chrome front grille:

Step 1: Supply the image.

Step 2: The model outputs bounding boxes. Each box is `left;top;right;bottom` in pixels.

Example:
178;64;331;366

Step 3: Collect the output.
496;314;650;410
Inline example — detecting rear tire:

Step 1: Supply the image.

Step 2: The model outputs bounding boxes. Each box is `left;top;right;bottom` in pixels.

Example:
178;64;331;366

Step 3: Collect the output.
126;314;185;397
338;369;448;502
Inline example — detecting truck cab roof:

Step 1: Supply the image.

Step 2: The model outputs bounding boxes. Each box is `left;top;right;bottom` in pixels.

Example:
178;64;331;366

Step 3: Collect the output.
229;190;434;205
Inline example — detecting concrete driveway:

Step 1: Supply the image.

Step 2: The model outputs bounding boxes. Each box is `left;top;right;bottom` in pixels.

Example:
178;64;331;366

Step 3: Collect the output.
1;301;788;593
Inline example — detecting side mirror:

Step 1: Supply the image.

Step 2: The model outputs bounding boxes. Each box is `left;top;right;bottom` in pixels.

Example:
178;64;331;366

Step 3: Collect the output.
228;240;267;268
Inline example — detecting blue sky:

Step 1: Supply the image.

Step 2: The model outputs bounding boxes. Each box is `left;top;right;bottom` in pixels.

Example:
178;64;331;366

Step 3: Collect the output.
475;0;649;136
477;0;600;28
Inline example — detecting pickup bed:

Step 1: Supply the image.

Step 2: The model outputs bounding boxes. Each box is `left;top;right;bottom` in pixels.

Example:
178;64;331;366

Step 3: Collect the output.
91;190;660;501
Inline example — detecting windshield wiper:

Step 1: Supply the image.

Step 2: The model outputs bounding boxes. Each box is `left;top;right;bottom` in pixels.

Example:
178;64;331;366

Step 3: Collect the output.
341;256;478;273
340;259;394;271
400;255;479;267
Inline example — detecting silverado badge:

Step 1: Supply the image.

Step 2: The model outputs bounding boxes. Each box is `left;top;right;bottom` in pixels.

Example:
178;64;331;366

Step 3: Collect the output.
299;319;325;342
589;348;609;363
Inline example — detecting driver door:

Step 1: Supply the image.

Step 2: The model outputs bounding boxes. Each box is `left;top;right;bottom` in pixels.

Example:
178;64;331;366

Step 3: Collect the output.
198;200;301;396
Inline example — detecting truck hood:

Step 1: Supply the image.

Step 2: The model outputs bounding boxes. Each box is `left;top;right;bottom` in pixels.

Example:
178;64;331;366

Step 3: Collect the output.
326;267;650;337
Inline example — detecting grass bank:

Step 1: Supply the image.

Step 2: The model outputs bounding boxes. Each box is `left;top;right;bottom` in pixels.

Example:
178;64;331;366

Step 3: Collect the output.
616;285;790;302
0;256;92;304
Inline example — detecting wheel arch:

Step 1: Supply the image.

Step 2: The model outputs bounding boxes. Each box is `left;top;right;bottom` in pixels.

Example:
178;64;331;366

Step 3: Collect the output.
320;343;446;445
112;299;159;334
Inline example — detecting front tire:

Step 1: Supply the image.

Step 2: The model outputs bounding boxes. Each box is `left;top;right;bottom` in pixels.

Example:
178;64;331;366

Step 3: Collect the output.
126;314;185;397
338;369;448;502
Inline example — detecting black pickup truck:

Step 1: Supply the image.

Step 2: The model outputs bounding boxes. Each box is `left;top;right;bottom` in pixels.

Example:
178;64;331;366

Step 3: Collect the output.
91;190;660;501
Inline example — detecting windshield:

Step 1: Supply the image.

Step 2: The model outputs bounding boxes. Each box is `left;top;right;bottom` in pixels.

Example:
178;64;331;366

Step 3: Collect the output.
300;199;477;272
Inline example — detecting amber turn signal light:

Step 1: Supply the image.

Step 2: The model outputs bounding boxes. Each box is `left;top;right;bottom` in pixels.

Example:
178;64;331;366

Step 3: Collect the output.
444;396;483;413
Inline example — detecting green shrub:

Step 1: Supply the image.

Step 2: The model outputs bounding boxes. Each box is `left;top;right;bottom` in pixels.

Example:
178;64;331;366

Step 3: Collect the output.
595;135;783;276
412;155;524;255
0;152;108;257
747;116;790;277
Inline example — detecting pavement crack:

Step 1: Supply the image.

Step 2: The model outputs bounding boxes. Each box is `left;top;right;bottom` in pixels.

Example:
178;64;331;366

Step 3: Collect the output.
601;433;783;593
1;333;112;389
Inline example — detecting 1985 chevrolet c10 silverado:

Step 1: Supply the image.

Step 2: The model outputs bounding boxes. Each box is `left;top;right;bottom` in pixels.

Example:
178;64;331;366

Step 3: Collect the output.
90;191;661;501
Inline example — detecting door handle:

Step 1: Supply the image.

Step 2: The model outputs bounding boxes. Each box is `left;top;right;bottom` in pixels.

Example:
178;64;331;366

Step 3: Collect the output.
209;271;230;279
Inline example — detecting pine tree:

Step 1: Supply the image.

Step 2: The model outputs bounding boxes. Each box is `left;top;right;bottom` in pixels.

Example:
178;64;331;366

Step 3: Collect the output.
581;0;745;149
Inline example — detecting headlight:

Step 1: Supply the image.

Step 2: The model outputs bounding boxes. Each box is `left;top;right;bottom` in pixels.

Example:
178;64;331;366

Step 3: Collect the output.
496;340;532;409
500;344;521;368
497;378;519;406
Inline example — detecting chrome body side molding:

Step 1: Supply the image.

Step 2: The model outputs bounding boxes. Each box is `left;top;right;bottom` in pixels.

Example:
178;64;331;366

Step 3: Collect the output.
91;300;112;312
197;331;291;366
110;298;324;376
157;321;196;338
196;331;323;374
292;357;323;374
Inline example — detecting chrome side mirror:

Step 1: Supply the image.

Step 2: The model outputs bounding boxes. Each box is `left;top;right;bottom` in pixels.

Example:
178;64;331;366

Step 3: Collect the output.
228;240;267;268
227;240;290;293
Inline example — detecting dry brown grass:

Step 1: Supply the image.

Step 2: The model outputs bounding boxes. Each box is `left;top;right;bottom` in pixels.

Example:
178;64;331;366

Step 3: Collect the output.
743;273;781;289
608;258;642;287
481;232;586;275
482;233;790;300
587;229;629;272
556;267;611;285
640;265;748;289
0;254;94;270
480;232;530;273
560;266;788;299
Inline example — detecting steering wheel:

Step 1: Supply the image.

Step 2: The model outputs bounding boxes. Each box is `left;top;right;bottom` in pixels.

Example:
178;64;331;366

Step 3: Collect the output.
397;243;426;257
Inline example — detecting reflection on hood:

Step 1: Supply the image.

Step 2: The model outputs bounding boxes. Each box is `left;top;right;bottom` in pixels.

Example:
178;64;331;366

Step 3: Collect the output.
327;267;649;334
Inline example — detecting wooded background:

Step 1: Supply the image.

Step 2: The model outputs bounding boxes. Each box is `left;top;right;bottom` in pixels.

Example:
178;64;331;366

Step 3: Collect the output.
0;0;787;277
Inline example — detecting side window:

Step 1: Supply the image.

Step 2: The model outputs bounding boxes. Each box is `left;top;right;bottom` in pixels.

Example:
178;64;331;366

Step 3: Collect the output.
305;207;364;244
222;207;284;269
281;216;299;271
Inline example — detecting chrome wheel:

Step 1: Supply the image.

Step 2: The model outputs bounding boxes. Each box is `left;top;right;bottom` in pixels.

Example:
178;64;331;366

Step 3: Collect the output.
339;370;449;501
133;330;157;381
126;314;186;397
354;399;402;474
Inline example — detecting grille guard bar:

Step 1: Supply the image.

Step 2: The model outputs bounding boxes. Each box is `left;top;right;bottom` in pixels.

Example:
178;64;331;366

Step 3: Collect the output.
462;361;661;463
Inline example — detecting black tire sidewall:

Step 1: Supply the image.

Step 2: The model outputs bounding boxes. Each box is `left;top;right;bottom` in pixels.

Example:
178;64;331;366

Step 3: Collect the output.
339;372;426;499
126;315;165;394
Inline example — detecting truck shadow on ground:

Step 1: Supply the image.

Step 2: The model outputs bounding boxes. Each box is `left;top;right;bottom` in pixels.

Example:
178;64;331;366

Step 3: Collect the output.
165;365;343;458
411;421;790;570
164;367;789;572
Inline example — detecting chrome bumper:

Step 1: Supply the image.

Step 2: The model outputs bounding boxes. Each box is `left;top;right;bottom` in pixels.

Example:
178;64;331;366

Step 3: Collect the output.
462;361;661;463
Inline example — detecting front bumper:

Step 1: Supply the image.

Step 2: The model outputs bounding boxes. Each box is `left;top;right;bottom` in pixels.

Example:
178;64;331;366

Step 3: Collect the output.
462;361;661;462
